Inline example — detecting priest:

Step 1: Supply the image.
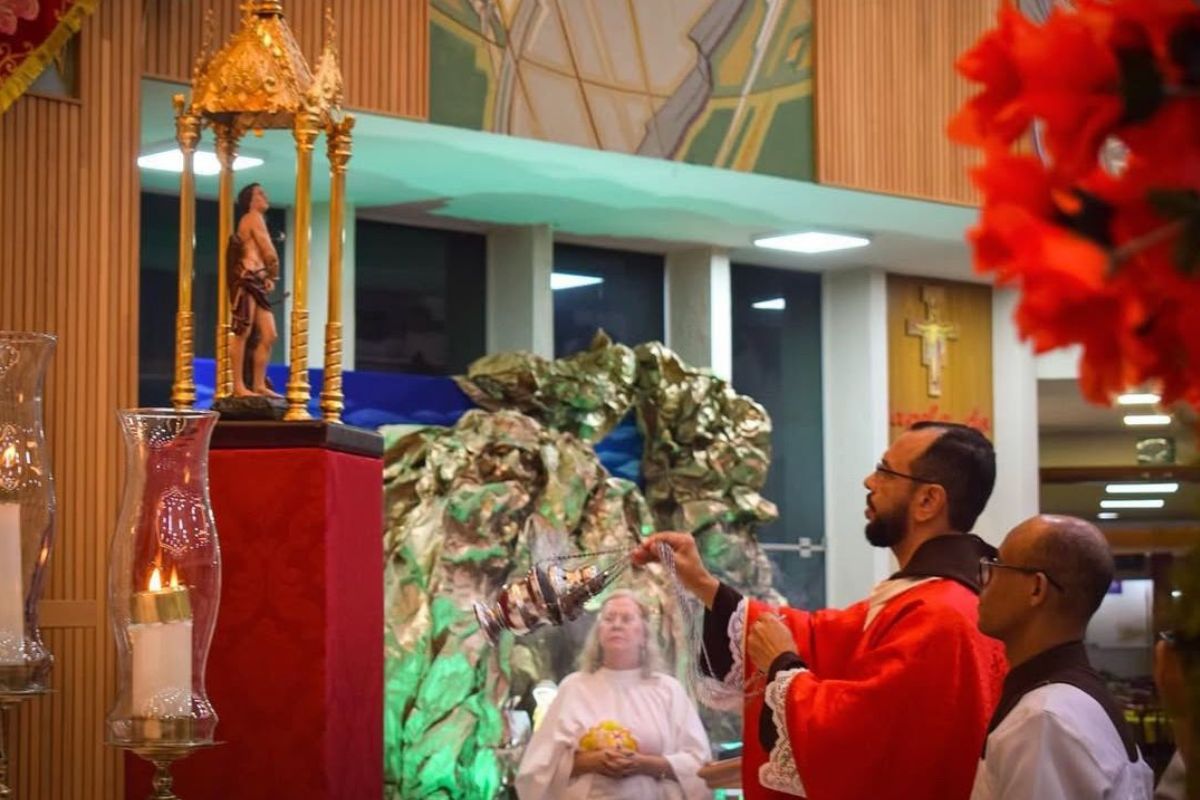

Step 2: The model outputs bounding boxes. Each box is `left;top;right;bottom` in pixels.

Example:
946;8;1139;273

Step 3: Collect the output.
635;422;1008;799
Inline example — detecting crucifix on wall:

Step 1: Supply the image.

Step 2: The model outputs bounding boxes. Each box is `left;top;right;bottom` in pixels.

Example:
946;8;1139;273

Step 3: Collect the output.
906;286;958;398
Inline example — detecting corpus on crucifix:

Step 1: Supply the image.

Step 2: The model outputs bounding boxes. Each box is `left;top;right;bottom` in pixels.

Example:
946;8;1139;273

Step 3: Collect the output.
906;286;958;398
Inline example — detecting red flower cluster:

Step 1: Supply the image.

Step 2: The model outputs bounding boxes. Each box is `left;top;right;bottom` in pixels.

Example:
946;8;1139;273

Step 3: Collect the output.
951;0;1200;408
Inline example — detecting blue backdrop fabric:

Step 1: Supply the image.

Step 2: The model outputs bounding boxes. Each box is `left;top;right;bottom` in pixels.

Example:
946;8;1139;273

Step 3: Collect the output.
193;358;642;482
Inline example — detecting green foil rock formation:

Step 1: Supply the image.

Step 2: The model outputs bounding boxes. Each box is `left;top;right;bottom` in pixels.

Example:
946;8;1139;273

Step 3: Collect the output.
385;338;782;797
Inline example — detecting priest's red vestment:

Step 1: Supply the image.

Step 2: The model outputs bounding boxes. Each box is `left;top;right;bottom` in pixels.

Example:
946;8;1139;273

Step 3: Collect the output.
703;536;1007;800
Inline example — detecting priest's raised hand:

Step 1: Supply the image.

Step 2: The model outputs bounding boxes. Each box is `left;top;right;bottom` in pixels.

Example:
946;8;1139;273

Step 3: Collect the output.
632;531;719;608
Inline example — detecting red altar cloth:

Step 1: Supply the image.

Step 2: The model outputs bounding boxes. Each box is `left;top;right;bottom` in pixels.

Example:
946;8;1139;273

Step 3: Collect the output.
126;426;384;799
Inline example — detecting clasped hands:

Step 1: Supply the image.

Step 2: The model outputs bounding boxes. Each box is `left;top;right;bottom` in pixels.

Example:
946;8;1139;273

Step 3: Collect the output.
573;747;657;779
632;532;799;674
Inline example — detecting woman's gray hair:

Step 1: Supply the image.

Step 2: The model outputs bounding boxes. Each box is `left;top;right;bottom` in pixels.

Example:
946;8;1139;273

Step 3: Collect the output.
576;589;665;679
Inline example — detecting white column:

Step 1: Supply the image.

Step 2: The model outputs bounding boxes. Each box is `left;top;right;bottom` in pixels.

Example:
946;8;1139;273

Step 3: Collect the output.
1036;344;1081;380
973;287;1040;546
664;248;732;380
307;202;357;370
486;225;554;357
822;268;892;608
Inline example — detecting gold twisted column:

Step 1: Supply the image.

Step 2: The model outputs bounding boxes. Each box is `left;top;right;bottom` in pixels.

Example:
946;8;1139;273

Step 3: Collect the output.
319;116;354;423
170;95;201;410
213;124;241;401
285;110;321;421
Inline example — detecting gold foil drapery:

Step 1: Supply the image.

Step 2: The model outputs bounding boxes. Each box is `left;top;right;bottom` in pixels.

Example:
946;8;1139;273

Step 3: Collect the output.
169;1;355;422
454;336;780;597
455;331;638;442
633;342;779;595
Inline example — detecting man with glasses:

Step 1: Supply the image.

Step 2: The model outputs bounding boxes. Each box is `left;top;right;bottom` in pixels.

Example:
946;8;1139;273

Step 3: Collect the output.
636;422;1007;799
971;514;1153;799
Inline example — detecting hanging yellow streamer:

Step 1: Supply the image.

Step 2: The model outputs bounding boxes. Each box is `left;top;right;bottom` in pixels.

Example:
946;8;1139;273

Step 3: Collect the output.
0;0;100;115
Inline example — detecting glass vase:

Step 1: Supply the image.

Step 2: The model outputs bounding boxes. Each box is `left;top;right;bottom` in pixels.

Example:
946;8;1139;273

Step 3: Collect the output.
107;409;221;747
0;331;57;696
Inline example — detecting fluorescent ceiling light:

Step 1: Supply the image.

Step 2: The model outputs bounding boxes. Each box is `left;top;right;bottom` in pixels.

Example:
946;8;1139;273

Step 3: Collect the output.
753;232;870;254
1097;512;1120;520
1106;482;1179;494
1116;392;1161;405
1100;499;1165;509
1123;414;1171;427
550;272;603;291
752;297;786;311
138;148;264;176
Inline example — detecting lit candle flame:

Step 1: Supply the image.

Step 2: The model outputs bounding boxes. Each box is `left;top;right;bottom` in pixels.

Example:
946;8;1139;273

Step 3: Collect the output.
169;568;180;589
148;567;163;592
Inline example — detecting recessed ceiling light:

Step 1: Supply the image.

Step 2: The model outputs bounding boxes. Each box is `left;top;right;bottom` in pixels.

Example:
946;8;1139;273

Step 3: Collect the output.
1116;392;1161;405
1106;483;1179;494
1172;590;1183;599
753;232;870;254
752;297;786;311
137;148;264;176
1123;414;1172;427
1100;499;1165;509
1097;512;1120;520
550;272;603;291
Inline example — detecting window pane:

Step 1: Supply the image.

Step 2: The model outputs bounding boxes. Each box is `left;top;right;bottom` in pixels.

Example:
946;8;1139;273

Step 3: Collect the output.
765;550;826;611
731;264;824;605
553;244;664;357
355;220;486;375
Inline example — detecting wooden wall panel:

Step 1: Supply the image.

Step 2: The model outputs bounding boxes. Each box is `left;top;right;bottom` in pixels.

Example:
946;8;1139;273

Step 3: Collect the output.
142;0;429;120
814;0;996;205
887;275;993;441
0;0;141;796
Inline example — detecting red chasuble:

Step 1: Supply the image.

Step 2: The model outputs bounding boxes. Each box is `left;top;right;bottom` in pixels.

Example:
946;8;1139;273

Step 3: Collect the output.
738;578;1006;799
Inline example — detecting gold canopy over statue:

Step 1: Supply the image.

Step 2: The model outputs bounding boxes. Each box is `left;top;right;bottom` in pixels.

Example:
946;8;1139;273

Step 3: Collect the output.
170;0;354;423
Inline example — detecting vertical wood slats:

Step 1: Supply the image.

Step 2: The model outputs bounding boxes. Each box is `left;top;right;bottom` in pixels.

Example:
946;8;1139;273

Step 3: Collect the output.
813;0;996;206
0;0;140;796
141;0;429;120
1;2;431;796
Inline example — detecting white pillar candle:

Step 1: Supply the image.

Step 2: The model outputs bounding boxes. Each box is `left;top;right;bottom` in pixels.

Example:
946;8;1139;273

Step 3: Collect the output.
0;503;23;664
130;568;193;719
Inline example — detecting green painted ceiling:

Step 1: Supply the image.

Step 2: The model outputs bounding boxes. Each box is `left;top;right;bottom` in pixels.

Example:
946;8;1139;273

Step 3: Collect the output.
140;79;979;278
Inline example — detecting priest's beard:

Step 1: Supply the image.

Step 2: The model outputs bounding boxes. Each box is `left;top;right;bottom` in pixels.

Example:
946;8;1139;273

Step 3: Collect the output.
864;501;912;548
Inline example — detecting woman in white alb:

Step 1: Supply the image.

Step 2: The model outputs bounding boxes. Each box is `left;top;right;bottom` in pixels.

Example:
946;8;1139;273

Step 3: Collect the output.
514;590;713;800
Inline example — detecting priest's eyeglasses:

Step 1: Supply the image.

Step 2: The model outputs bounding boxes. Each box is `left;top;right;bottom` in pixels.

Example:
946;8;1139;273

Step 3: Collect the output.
978;557;1065;592
873;463;940;484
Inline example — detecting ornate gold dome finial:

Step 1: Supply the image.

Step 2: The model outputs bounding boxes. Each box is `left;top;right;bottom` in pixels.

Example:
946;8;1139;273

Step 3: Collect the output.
309;6;344;115
191;8;216;88
191;0;316;130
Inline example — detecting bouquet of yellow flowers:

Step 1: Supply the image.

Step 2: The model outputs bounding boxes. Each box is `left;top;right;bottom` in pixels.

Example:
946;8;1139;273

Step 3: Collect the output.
578;720;638;752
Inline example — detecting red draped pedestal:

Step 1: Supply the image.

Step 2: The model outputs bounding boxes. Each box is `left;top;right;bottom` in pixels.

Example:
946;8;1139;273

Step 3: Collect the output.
125;422;384;799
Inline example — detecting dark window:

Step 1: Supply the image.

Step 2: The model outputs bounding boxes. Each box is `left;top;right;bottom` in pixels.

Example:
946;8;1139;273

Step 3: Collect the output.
138;192;286;406
731;264;824;609
553;244;664;356
355;220;486;375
